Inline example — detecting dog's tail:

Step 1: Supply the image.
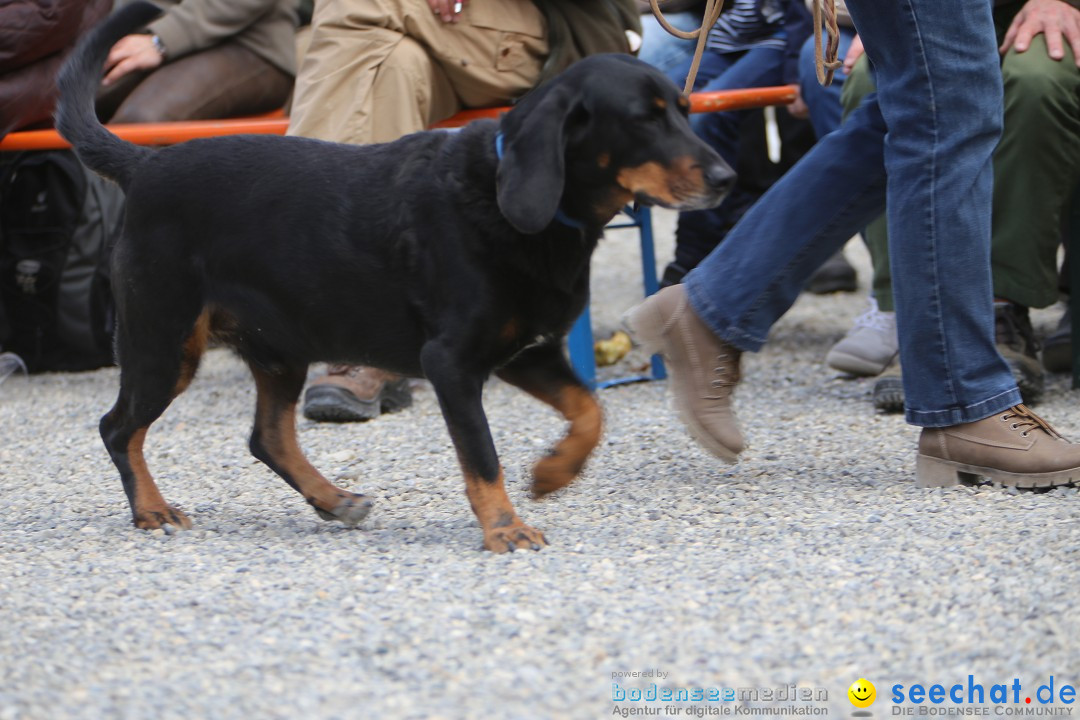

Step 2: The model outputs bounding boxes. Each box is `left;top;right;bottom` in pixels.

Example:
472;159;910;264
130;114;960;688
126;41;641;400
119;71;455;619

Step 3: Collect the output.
54;1;163;190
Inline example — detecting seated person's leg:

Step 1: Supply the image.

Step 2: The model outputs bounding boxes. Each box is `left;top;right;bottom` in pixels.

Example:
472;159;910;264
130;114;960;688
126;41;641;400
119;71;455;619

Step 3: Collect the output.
664;48;787;285
638;9;702;75
797;27;856;139
825;55;899;386
105;42;293;123
990;33;1080;314
989;32;1080;386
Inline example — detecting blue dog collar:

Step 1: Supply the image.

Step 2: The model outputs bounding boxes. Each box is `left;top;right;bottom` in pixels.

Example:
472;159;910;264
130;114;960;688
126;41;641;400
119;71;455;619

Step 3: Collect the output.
494;131;586;231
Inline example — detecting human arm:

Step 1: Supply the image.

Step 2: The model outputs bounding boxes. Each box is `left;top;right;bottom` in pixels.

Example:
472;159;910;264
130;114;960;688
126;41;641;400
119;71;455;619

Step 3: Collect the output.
102;0;284;85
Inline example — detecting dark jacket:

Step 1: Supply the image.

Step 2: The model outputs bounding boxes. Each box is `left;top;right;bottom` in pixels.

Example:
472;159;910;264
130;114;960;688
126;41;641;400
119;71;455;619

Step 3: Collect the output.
0;0;112;138
536;0;643;83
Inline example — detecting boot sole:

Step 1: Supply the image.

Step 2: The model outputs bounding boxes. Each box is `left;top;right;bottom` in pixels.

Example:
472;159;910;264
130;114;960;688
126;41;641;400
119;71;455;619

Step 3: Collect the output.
302;380;413;423
826;349;895;377
624;302;739;464
916;454;1079;489
872;376;904;414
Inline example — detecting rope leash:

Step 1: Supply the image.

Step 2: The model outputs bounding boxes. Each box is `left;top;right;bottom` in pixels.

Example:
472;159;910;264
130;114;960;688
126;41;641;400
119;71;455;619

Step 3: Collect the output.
649;0;842;92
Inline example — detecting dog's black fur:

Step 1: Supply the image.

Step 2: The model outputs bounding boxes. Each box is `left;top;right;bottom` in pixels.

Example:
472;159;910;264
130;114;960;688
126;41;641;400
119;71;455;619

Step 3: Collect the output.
56;1;732;551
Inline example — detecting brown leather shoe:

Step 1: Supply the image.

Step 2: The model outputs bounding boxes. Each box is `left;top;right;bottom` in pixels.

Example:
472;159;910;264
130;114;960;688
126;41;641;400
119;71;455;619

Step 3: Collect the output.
302;365;412;422
917;404;1080;488
624;284;745;462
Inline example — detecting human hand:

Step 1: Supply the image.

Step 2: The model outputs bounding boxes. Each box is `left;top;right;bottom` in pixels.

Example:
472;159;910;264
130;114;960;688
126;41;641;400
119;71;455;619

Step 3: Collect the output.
842;34;864;74
103;34;163;86
1000;0;1080;67
428;0;467;23
788;85;809;119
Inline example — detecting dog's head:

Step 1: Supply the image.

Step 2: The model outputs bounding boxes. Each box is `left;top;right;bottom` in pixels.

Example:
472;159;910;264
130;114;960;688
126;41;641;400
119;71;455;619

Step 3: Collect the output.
496;54;734;234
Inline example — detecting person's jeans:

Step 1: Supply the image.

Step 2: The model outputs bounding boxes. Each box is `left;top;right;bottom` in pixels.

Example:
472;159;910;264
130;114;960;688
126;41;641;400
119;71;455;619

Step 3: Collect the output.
684;0;1021;427
638;10;701;77
797;26;856;138
670;46;787;166
668;46;788;280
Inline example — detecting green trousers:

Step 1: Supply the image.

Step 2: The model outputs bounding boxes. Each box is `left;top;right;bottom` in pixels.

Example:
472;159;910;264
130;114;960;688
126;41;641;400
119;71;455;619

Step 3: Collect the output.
842;0;1080;311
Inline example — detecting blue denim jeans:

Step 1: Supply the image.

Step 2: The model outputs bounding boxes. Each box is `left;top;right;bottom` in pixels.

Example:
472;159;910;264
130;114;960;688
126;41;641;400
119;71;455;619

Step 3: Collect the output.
670;46;788;166
684;0;1021;427
797;26;856;138
638;10;701;77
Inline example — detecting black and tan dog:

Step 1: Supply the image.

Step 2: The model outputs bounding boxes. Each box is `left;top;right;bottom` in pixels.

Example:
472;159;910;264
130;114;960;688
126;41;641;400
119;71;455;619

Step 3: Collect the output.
56;2;733;551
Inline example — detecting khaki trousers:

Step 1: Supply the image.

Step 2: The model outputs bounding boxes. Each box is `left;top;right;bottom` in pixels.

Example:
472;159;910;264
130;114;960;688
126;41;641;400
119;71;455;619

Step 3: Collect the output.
288;0;548;144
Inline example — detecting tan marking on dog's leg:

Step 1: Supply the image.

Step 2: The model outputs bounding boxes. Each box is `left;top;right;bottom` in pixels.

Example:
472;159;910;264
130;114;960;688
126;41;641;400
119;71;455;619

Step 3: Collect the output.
251;371;371;526
464;468;546;552
128;428;191;530
529;385;602;498
174;310;211;395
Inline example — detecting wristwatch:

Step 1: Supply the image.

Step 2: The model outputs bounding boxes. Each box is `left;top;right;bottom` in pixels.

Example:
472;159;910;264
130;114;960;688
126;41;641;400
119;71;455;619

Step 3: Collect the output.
150;34;167;59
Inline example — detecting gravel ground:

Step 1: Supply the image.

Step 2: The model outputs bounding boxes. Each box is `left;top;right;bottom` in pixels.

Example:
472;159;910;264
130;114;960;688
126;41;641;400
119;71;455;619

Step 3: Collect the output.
2;209;1079;720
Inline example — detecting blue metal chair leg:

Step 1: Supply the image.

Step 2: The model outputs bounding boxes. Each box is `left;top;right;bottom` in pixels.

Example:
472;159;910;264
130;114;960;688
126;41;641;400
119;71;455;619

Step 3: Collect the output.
567;204;666;389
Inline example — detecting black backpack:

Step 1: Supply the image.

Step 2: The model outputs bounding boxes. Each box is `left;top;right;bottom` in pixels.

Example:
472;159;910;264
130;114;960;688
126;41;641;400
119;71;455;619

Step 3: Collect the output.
0;150;125;372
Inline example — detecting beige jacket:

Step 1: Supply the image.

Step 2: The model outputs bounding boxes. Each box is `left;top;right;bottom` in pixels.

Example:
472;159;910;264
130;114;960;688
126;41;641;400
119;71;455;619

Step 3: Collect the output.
115;0;298;75
803;0;851;28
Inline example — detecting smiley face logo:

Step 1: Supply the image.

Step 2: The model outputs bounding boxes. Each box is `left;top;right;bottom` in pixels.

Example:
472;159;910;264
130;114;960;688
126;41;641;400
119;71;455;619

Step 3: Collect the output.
848;679;876;708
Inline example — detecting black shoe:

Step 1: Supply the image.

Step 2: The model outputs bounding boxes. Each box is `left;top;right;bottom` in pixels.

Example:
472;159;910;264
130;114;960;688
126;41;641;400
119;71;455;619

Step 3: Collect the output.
805;251;857;294
995;302;1044;403
660;261;691;288
1042;305;1072;374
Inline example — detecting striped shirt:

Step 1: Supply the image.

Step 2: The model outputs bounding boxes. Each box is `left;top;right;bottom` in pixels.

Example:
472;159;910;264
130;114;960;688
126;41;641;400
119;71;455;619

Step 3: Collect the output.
707;0;786;53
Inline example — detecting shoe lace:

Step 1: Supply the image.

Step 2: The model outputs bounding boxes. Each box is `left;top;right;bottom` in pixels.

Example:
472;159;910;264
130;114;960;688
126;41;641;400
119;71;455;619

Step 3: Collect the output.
710;350;740;395
1001;404;1061;439
851;298;895;334
0;351;27;386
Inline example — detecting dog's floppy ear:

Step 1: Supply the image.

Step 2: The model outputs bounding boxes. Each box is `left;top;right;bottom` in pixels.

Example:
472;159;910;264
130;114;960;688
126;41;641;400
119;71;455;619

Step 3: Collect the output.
496;82;579;235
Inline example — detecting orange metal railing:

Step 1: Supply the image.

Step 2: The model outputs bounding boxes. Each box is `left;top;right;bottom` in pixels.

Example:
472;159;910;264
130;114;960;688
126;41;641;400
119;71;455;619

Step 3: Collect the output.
0;86;797;151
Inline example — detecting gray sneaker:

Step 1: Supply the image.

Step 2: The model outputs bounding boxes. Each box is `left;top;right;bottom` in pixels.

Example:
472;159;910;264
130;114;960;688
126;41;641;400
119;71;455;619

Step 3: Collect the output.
825;297;898;376
624;285;745;462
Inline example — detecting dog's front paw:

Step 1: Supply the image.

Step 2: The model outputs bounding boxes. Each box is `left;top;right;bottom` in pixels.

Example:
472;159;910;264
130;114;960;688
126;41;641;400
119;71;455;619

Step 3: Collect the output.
134;505;192;531
312;492;373;527
483;523;548;553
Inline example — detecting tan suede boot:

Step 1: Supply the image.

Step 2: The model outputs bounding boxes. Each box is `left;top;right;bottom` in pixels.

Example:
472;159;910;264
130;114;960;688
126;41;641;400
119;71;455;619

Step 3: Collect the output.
624;285;744;462
917;404;1080;488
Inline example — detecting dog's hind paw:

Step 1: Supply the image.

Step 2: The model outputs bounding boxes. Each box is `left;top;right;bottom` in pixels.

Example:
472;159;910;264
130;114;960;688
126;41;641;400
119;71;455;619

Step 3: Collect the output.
483;523;548;553
134;505;192;531
313;493;373;527
530;451;584;499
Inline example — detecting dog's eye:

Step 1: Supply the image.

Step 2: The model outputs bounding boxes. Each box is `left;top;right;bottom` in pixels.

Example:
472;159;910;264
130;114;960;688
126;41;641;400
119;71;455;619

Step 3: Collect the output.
636;108;666;125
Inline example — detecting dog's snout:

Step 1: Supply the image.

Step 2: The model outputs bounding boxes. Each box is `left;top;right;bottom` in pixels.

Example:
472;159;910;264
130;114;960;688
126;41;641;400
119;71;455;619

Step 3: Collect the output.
704;162;736;195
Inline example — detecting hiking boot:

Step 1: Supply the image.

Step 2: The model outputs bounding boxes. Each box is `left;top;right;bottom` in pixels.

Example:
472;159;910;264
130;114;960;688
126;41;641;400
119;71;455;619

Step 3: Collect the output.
805;251;858;295
872;362;904;414
826;297;898;376
302;365;412;422
1041;304;1071;374
995;302;1043;403
624;285;745;462
917;404;1080;488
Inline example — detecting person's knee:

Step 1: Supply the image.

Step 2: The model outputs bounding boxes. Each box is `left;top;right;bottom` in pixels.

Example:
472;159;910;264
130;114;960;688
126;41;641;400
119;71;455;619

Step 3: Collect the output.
381;36;434;85
1001;43;1080;116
